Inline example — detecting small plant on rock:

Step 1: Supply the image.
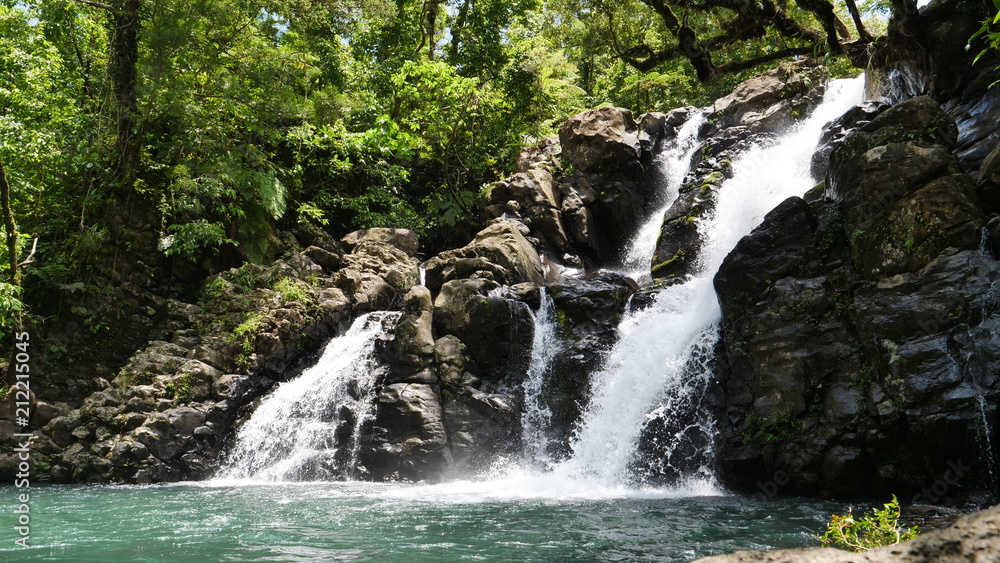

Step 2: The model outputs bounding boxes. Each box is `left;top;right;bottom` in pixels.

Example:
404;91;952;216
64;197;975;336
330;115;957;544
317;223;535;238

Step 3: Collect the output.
818;495;919;552
273;277;312;304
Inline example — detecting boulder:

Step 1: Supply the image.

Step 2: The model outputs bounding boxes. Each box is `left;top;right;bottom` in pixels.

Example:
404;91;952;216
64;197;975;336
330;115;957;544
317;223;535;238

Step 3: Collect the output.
364;383;452;481
334;241;419;310
423;221;546;294
385;286;437;383
433;278;534;383
559;106;641;173
303;246;342;272
827;96;961;220
341;228;419;257
711;62;829;132
442;386;519;472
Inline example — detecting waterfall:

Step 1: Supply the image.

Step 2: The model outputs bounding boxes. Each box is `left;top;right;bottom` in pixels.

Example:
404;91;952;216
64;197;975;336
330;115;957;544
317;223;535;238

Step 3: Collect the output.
219;312;400;481
522;289;558;468
550;77;866;486
621;112;707;284
972;230;999;487
215;76;866;497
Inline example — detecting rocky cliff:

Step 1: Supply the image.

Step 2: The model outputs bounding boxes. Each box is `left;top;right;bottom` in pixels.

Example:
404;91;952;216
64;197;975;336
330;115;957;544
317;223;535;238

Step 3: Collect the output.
708;0;1000;504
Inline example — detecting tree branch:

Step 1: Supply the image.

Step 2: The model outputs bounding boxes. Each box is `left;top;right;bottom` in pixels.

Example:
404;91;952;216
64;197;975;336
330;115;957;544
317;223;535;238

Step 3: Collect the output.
793;0;842;53
714;47;816;74
17;238;38;270
844;0;874;43
74;0;115;12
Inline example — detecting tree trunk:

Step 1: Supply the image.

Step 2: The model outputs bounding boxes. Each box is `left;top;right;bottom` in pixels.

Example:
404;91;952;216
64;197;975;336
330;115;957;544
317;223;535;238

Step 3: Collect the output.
109;0;142;196
448;0;470;61
423;0;440;61
0;157;18;288
844;0;873;43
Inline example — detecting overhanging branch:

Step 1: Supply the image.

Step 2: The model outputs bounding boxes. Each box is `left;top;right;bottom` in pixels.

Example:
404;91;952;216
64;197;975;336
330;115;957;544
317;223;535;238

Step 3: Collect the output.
74;0;115;11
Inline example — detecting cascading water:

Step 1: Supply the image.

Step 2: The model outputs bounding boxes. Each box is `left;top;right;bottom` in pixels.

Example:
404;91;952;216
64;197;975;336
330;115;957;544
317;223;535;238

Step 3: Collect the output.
219;311;400;481
545;76;866;488
969;230;1000;486
521;289;559;468
621;112;707;284
216;76;865;498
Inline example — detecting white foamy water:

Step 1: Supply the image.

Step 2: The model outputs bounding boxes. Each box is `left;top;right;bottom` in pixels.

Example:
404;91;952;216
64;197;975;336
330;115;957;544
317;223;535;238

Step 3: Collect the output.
622;112;707;283
219;312;400;481
514;76;866;494
521;288;559;468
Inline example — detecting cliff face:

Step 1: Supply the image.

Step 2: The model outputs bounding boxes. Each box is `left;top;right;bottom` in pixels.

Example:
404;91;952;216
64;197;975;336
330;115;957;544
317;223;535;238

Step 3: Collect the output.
712;97;1000;500
710;1;1000;504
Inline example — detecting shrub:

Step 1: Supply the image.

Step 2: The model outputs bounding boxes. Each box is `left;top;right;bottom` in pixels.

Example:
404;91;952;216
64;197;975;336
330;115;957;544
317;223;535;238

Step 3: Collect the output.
818;495;919;552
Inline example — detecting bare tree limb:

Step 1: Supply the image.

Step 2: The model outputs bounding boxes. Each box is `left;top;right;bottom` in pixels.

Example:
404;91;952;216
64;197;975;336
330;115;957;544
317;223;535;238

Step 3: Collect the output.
17;238;38;270
714;47;816;74
844;0;875;43
74;0;115;12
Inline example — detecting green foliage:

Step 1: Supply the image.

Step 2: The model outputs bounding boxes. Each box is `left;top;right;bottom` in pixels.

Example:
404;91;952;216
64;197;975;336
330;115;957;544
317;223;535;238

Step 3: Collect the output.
165;374;195;402
853;363;874;413
742;409;800;445
273;277;311;304
228;312;266;368
160;221;235;261
2;0;882;361
0;281;24;338
818;496;919;552
970;3;1000;86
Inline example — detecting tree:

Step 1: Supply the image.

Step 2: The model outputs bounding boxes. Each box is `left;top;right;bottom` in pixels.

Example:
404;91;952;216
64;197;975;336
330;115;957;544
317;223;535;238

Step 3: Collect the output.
562;0;875;83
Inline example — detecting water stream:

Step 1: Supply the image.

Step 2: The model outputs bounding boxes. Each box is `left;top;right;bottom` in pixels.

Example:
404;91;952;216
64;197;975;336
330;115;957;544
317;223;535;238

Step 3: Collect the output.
521;288;558;469
220;312;400;481
621;112;707;284
545;76;866;489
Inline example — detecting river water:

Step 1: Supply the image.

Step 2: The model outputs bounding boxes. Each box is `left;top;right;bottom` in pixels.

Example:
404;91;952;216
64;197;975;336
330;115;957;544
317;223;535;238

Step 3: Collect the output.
2;483;844;562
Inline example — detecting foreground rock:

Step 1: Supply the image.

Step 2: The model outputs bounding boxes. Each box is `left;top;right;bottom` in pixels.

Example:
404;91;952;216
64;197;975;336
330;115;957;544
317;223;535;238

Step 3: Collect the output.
692;503;1000;562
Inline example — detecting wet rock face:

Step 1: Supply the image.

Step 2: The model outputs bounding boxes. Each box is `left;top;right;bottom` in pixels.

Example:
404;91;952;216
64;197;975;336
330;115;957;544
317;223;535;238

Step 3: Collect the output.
650;132;748;282
536;272;637;459
810;100;888;180
712;95;1000;502
365;383;452;481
